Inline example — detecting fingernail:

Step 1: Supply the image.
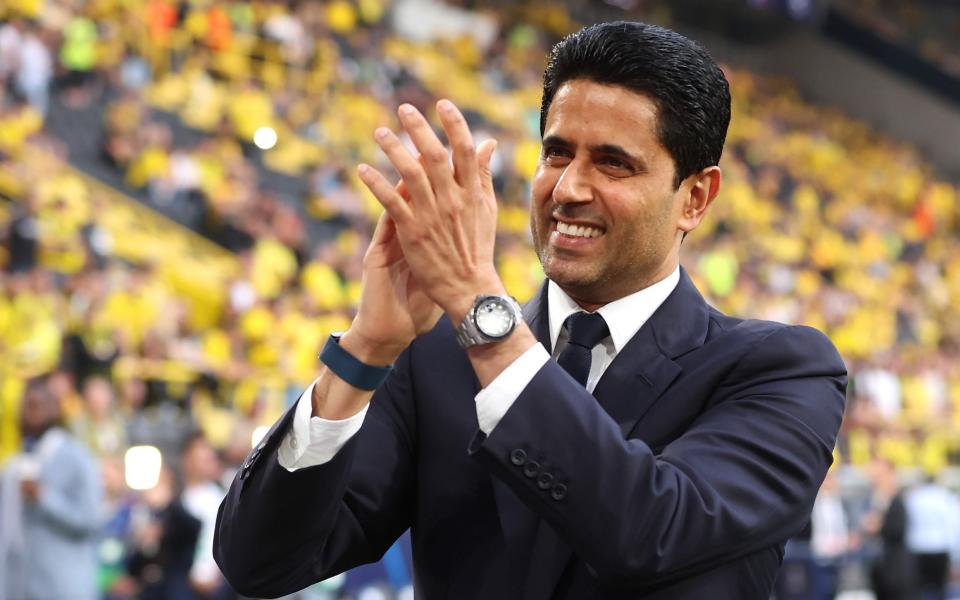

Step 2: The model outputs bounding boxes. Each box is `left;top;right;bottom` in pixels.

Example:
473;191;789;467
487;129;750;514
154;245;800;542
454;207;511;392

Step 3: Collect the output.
375;127;390;140
437;99;454;114
399;104;416;116
357;164;369;175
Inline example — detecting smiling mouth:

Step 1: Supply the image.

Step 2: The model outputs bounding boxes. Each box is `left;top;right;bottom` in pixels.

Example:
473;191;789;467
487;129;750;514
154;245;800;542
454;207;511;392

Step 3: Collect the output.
554;220;604;239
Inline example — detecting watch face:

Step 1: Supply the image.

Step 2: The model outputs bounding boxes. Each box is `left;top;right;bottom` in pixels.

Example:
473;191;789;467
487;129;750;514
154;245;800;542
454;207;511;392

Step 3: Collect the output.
475;298;516;338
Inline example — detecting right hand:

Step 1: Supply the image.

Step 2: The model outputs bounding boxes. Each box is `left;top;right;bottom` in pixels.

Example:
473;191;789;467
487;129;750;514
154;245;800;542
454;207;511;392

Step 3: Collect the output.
345;205;442;365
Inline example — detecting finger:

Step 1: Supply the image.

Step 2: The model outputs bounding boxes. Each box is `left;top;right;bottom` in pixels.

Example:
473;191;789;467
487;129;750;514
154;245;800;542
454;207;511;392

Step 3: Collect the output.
358;163;414;225
436;99;478;188
476;138;498;196
374;126;435;211
396;104;456;197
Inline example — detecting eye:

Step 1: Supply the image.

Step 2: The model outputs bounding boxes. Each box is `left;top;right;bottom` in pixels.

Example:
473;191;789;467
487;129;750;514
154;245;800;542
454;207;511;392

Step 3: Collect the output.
542;145;571;161
600;156;630;170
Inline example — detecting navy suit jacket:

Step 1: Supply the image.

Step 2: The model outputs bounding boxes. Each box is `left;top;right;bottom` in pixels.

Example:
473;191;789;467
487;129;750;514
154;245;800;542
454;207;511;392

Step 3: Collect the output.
214;268;847;599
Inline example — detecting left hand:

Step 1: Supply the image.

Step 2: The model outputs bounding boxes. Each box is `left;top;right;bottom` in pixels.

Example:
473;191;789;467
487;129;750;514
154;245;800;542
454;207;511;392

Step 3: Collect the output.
357;100;502;321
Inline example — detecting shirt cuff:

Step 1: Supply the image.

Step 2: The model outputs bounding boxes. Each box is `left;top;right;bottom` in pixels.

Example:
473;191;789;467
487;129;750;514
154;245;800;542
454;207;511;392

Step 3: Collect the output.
277;379;369;471
474;343;550;435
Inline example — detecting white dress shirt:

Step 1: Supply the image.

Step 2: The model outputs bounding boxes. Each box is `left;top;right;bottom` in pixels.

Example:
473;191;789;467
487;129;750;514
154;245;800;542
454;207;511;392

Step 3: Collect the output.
279;268;680;471
904;483;960;560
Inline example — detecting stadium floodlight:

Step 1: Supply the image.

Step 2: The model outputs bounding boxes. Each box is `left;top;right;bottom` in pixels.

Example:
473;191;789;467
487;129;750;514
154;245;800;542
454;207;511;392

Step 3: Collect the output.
253;126;278;150
124;445;163;491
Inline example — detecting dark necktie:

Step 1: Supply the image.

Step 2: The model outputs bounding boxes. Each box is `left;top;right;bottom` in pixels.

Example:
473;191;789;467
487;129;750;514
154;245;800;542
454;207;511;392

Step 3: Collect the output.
556;312;610;387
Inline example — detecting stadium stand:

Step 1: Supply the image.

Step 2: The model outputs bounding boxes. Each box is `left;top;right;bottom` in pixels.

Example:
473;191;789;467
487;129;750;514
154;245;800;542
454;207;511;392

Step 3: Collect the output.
832;0;960;77
2;0;960;597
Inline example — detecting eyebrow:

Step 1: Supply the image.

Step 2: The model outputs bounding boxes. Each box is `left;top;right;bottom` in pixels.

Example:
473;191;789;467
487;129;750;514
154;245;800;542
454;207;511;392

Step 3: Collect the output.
542;135;642;165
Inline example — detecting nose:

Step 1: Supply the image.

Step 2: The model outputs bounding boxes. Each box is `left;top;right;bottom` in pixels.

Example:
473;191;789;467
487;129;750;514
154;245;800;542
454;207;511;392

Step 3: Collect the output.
553;159;593;205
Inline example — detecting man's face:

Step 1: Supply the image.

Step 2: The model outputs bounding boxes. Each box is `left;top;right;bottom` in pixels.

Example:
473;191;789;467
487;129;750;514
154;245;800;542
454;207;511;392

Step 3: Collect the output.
531;80;689;306
183;439;221;483
20;386;59;438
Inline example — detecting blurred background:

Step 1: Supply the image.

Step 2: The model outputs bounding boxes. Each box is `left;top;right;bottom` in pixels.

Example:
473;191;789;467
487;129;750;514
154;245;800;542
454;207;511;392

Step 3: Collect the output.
1;0;960;598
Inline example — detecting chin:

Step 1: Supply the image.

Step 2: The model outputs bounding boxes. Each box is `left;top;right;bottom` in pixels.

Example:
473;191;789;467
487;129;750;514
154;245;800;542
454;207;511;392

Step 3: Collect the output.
543;264;601;292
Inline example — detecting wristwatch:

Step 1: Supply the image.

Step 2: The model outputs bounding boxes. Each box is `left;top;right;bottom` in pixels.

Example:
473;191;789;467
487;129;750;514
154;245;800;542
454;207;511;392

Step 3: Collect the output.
455;294;523;349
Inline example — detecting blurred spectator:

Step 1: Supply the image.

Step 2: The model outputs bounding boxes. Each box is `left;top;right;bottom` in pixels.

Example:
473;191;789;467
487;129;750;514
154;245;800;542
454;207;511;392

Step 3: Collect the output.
126;464;202;600
180;432;233;599
865;459;919;600
6;194;39;273
72;375;129;456
58;15;99;108
98;454;137;600
0;376;103;600
0;18;22;86
14;20;53;116
810;469;852;600
904;474;960;600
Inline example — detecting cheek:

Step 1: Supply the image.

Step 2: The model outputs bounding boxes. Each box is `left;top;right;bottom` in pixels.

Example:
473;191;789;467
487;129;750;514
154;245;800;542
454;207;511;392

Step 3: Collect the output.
530;168;556;209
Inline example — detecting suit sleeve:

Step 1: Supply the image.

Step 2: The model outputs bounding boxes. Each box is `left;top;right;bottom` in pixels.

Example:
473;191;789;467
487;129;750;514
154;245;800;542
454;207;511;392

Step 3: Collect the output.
469;324;847;586
214;348;417;598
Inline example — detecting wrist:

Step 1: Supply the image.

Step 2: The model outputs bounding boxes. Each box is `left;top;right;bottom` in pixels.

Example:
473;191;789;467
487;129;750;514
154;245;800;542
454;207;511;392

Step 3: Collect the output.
340;328;407;366
444;272;508;324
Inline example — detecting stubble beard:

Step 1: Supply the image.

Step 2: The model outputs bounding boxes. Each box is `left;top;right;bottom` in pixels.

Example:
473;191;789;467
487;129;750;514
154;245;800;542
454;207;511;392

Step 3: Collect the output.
535;225;667;304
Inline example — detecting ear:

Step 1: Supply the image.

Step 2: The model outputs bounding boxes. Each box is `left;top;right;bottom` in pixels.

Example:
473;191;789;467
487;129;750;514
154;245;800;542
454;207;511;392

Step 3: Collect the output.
677;166;721;234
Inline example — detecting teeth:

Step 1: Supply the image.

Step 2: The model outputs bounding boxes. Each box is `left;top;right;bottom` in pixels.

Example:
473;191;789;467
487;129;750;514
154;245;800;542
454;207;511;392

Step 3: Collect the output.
556;221;601;238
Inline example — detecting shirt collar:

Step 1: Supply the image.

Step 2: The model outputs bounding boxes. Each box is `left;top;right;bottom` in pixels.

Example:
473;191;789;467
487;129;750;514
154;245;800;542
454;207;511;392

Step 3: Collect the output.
547;266;681;353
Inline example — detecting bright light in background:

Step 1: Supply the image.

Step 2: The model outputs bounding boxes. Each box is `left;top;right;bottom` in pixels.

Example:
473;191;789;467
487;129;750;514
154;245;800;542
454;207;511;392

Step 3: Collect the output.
252;425;270;448
253;126;278;150
125;445;162;490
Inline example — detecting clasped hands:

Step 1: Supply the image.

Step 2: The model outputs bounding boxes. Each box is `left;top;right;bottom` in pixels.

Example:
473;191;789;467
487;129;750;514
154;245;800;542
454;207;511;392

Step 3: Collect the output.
345;100;506;364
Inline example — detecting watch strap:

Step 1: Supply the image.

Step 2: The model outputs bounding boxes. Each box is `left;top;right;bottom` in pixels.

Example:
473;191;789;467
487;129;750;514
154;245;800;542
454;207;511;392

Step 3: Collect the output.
319;334;393;391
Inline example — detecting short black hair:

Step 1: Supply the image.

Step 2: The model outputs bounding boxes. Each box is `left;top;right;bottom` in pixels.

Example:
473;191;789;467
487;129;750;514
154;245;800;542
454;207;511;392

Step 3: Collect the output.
540;21;731;188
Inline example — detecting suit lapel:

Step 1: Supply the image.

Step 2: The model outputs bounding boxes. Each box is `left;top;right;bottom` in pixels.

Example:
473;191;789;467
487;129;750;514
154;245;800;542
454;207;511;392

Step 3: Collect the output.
526;269;710;599
593;325;682;437
523;282;552;352
596;268;708;436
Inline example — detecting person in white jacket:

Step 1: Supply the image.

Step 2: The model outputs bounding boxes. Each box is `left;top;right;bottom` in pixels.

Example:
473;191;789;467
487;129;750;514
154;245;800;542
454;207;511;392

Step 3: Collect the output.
0;376;104;600
905;474;960;600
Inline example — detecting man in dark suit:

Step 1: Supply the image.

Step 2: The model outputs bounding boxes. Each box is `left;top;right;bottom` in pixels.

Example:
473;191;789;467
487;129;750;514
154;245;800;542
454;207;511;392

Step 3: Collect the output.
214;21;847;599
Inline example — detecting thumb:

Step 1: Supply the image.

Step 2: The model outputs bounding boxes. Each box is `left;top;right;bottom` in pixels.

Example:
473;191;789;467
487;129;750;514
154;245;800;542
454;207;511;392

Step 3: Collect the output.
476;138;498;194
369;212;395;247
365;212;396;261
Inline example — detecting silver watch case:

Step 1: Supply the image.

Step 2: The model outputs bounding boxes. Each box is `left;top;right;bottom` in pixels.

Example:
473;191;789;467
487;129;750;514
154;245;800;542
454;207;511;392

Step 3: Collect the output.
455;294;523;349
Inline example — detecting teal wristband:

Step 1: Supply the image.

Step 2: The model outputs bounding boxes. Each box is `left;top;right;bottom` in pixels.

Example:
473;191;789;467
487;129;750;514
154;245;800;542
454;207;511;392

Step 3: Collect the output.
319;334;393;391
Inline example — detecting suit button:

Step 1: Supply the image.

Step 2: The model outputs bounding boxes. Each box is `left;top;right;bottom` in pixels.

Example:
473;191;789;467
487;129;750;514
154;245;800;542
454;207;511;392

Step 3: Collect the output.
551;483;568;501
537;472;554;490
510;449;527;466
523;461;540;478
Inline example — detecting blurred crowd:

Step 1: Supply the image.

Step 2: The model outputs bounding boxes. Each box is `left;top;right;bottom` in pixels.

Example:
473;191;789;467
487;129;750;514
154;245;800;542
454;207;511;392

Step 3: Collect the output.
834;0;960;77
1;0;960;598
